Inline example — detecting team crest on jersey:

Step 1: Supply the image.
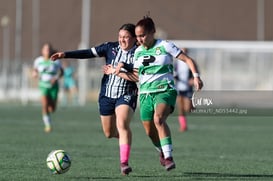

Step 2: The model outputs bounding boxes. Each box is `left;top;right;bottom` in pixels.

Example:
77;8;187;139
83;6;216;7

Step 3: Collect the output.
155;47;161;55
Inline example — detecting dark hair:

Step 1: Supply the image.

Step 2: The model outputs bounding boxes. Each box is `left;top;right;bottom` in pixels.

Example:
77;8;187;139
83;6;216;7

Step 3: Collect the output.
136;16;156;34
119;23;136;37
42;42;56;56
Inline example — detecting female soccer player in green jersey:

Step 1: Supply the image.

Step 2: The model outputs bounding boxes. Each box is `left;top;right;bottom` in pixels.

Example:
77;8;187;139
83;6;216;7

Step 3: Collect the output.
107;16;203;171
33;43;63;133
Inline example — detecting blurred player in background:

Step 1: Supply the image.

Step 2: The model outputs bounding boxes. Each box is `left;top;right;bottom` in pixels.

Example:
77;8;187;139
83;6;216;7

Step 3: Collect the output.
32;43;63;133
174;48;194;132
108;16;203;171
51;24;138;175
62;61;78;106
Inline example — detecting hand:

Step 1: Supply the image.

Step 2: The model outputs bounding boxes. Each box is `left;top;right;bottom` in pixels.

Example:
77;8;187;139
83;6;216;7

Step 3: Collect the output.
102;65;115;75
115;62;124;75
194;77;203;91
50;77;58;85
50;52;65;61
32;70;38;78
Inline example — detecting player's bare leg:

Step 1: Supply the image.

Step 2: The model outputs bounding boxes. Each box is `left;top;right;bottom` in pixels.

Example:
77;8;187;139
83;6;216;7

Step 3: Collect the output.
115;105;133;175
41;96;52;133
100;115;118;138
154;103;175;171
142;121;165;166
47;97;57;113
178;95;193;132
177;96;187;131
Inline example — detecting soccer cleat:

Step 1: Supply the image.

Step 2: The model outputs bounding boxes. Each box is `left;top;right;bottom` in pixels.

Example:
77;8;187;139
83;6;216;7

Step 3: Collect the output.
159;151;165;166
44;126;52;133
120;163;132;175
164;157;176;171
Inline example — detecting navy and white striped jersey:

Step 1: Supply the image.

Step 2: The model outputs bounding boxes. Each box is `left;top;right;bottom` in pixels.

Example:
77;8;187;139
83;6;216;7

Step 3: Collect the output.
64;42;138;99
174;58;193;92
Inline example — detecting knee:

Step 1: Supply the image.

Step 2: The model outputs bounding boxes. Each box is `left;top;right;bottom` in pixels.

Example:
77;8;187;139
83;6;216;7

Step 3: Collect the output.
103;128;119;138
153;114;163;126
103;131;113;139
116;120;129;132
48;104;56;113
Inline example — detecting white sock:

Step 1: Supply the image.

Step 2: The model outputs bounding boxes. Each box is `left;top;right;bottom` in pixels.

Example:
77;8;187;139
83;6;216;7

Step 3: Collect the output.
162;144;173;159
43;114;51;127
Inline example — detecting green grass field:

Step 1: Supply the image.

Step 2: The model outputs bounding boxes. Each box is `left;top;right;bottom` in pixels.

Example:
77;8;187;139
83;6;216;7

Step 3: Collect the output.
0;103;272;181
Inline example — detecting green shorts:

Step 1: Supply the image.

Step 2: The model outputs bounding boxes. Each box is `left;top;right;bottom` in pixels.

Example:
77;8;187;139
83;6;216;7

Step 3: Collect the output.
139;89;177;121
39;84;59;101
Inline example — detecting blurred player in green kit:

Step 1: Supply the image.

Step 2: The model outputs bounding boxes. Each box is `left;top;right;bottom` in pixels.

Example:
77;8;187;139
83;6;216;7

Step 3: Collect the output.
32;43;63;133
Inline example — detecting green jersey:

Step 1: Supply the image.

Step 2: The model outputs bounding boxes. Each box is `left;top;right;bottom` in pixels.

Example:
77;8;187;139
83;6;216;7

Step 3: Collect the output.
133;39;182;94
33;56;62;88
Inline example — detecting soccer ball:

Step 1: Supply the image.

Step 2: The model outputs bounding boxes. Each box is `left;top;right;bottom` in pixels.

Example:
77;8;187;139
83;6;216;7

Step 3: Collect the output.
46;150;71;174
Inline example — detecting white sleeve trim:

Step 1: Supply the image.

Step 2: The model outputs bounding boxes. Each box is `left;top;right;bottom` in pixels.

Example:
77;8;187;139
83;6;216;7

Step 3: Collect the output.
91;47;99;57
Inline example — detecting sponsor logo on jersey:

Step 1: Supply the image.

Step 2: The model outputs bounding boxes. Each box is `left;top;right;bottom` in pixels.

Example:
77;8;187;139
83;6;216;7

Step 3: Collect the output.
142;55;156;66
155;47;161;55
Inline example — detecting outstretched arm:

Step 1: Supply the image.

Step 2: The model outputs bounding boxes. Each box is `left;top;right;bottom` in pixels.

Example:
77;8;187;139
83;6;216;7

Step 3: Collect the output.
51;52;65;60
177;53;203;91
51;49;96;61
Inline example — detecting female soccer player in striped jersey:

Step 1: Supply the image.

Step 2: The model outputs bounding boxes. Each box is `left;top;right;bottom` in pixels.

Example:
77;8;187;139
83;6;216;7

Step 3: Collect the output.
110;17;203;171
51;24;137;175
33;43;63;133
174;48;195;132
